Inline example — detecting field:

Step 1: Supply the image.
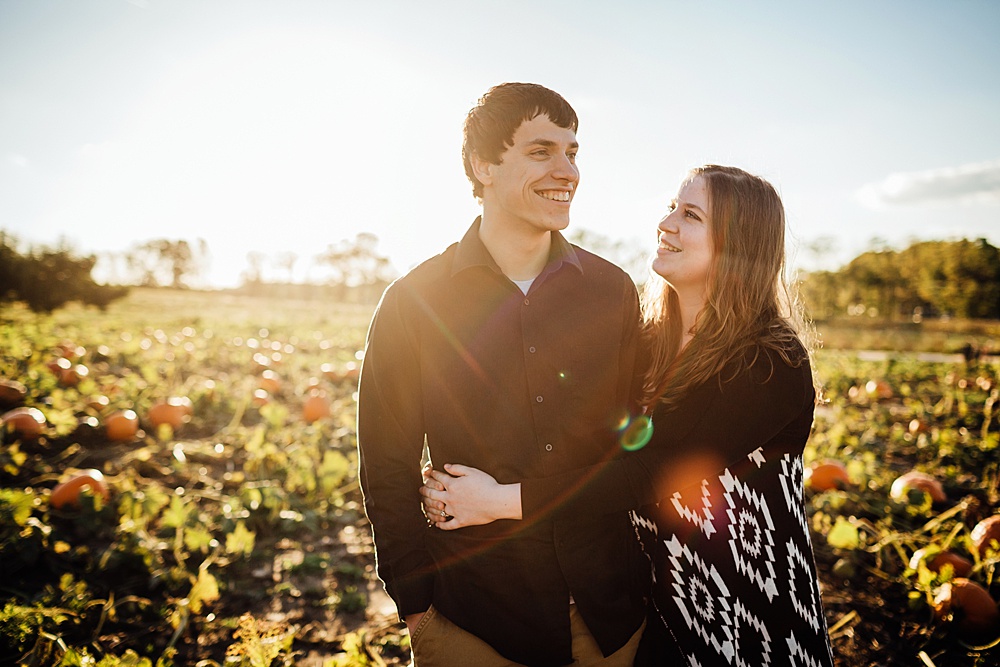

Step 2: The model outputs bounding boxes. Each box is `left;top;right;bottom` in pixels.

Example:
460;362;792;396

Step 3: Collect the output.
1;288;999;666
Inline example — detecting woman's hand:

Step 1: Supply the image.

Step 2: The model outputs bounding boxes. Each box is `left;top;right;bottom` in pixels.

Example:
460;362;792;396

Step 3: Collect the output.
419;464;522;530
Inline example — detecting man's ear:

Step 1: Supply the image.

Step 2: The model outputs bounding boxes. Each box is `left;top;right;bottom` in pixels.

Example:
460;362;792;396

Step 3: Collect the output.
469;153;495;188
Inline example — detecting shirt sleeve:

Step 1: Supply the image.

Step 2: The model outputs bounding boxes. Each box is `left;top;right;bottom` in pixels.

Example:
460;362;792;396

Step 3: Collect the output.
620;277;645;418
356;282;435;617
520;348;814;519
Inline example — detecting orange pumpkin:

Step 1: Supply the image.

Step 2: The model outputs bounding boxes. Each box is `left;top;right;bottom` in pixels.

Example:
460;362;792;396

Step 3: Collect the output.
251;389;270;407
0;379;27;407
104;410;139;441
86;394;110;411
909;547;973;578
865;379;894;400
890;470;946;505
51;469;110;509
57;341;86;360
933;578;1000;642
58;363;89;387
259;370;281;394
804;460;850;492
303;391;331;423
148;397;193;429
1;406;46;439
971;515;1000;559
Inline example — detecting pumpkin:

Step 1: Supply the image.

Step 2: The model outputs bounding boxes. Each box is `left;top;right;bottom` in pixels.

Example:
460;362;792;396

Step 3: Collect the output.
259;370;282;394
58;363;89;387
86;394;110;411
890;470;946;505
865;379;894;400
104;410;139;441
1;406;46;439
909;547;973;578
0;379;27;407
971;515;1000;559
51;469;110;509
303;391;331;423
148;397;193;429
804;460;850;492
933;578;1000;642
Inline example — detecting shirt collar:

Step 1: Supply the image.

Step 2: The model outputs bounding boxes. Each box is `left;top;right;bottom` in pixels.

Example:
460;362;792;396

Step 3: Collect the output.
451;216;584;279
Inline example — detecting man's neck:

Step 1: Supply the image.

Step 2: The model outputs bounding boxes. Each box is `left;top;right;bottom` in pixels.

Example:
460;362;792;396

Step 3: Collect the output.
478;214;553;281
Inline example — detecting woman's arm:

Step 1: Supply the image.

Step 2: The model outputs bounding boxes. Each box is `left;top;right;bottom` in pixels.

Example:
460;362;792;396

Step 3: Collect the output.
421;464;522;529
423;349;814;529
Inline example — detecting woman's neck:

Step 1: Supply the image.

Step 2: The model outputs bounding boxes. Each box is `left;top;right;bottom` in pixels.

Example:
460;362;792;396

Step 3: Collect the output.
675;287;707;353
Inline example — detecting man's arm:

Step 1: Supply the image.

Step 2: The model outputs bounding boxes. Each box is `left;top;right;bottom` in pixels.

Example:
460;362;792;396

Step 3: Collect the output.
357;283;435;620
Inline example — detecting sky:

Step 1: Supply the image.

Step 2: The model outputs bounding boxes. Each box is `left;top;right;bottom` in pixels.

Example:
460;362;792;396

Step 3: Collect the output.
1;0;998;288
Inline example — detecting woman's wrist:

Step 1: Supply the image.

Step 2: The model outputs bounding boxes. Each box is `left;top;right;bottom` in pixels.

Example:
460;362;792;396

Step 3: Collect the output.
501;483;523;520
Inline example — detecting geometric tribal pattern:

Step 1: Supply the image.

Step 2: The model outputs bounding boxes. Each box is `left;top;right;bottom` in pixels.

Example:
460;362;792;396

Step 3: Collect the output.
786;537;822;633
663;534;735;662
779;453;809;536
786;630;825;666
721;468;779;602
670;478;717;539
637;445;835;665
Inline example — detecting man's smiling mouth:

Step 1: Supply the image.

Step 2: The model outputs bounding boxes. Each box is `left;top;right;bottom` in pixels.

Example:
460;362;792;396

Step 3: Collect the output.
538;190;571;202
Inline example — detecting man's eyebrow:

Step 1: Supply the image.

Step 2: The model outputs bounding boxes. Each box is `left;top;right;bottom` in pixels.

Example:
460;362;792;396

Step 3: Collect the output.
525;139;580;150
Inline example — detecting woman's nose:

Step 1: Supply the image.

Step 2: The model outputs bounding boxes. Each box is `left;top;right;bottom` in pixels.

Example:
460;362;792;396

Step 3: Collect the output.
658;214;677;232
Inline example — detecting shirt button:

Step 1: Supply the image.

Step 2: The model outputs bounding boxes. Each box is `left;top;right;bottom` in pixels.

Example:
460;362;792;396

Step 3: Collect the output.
528;346;536;353
536;395;544;403
523;298;530;305
545;443;553;452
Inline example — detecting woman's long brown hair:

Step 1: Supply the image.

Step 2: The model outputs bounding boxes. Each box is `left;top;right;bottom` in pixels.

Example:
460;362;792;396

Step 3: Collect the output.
641;165;817;410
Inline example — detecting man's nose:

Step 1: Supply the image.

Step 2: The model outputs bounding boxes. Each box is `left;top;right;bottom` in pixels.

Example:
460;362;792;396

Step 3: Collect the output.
552;155;579;182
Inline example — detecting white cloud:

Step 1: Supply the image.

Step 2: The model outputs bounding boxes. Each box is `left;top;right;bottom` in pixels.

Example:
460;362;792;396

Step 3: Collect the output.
858;159;1000;208
6;153;28;168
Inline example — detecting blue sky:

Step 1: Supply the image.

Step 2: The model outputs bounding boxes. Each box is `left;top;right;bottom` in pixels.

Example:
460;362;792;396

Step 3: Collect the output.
2;0;998;287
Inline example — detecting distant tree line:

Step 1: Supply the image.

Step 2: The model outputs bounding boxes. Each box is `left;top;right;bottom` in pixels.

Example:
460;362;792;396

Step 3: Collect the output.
0;233;129;312
5;228;999;321
800;238;1000;320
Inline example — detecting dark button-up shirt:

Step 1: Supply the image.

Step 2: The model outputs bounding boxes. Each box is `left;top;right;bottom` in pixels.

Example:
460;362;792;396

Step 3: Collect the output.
357;218;647;666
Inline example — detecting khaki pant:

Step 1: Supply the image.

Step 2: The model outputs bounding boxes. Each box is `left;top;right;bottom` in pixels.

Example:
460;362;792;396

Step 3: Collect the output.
409;604;645;667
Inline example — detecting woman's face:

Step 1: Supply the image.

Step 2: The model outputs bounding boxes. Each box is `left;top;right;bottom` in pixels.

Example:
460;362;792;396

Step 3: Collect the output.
652;175;715;295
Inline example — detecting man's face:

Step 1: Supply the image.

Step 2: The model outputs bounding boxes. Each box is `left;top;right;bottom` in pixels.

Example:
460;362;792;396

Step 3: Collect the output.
476;114;579;235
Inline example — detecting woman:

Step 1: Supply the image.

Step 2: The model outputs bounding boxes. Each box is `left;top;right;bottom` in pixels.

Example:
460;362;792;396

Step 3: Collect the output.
421;165;835;665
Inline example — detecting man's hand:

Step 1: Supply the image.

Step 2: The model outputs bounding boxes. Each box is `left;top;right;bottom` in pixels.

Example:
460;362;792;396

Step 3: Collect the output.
404;611;426;637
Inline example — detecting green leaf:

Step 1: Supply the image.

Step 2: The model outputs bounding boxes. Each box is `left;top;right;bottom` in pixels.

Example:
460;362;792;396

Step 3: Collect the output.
827;516;860;550
161;495;191;529
225;520;256;558
188;566;219;614
0;488;35;527
183;524;215;553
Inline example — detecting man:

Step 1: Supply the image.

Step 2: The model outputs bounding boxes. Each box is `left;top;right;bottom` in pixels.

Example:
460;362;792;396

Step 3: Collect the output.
357;82;647;666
